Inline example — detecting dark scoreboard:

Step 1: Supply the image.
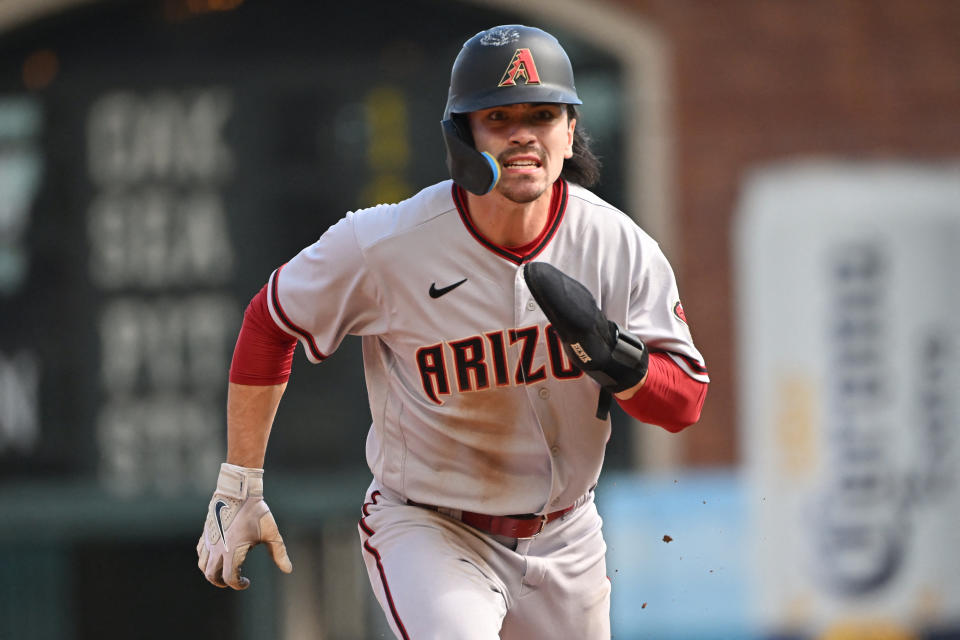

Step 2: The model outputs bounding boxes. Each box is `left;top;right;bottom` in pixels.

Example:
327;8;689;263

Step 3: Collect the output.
0;0;625;493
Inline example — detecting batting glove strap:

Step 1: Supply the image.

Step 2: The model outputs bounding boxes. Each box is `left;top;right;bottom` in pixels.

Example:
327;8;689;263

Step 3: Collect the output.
216;463;264;500
602;322;649;391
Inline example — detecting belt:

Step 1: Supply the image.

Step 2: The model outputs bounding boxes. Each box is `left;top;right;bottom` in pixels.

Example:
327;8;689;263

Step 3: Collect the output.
407;500;575;538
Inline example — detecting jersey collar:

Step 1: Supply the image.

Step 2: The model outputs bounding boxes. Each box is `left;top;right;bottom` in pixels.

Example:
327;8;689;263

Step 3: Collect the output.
452;179;568;265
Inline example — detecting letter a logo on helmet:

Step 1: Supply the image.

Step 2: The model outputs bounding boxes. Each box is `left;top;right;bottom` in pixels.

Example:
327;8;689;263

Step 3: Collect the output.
498;48;541;87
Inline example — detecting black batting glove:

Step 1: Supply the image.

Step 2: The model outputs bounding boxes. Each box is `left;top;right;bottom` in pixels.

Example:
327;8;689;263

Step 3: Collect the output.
524;261;649;394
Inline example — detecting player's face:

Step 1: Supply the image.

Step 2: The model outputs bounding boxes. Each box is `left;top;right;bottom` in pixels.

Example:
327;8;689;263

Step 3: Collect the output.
467;103;575;204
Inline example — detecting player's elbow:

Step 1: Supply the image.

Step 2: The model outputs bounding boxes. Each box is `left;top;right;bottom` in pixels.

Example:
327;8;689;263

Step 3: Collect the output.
656;381;708;433
615;375;709;433
655;413;699;433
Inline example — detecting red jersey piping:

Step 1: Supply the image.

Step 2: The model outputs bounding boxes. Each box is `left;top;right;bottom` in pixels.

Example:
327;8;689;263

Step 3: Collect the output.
452;179;567;265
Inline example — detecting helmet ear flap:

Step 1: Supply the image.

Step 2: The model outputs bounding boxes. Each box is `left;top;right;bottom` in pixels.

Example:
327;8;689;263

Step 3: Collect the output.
441;118;500;196
451;113;474;146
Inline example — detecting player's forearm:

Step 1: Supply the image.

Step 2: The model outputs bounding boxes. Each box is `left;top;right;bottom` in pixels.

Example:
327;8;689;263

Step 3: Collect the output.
225;283;299;467
226;381;287;468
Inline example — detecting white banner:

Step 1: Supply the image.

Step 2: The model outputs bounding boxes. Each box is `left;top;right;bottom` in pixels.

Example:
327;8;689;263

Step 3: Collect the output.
735;162;960;638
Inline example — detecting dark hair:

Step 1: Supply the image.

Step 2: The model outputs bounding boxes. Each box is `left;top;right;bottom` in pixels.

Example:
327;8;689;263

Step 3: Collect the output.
561;105;601;188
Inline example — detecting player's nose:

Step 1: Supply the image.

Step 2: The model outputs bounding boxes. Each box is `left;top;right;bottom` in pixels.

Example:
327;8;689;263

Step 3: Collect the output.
507;122;537;145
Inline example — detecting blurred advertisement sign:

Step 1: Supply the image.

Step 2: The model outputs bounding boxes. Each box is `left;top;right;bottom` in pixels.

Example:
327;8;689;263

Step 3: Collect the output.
735;162;960;638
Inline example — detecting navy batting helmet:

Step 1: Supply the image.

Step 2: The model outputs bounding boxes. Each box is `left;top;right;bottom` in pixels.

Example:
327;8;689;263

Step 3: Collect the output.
441;25;582;195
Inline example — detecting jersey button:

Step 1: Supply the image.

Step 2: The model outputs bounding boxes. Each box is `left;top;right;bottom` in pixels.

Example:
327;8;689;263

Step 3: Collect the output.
526;300;536;311
550;445;560;456
538;387;550;399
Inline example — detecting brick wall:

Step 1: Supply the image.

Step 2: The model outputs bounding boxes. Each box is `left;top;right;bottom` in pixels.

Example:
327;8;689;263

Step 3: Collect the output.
617;0;960;465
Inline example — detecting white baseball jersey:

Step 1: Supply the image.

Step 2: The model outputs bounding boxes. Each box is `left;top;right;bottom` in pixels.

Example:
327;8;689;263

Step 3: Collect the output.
267;179;707;516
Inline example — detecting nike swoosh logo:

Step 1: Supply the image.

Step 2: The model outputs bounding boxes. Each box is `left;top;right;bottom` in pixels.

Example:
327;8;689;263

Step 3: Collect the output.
215;500;229;550
429;278;468;299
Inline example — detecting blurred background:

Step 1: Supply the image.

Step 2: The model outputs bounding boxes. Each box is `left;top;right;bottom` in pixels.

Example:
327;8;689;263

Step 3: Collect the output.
0;0;958;638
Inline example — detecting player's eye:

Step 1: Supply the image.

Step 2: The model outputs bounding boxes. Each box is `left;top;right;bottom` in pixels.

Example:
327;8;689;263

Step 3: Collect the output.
533;108;559;122
487;110;507;121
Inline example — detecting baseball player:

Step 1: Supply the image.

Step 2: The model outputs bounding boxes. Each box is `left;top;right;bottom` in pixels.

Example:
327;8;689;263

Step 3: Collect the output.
197;24;709;639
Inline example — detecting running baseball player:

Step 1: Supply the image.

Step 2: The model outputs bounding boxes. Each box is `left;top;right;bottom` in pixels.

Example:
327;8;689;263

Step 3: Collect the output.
197;24;709;639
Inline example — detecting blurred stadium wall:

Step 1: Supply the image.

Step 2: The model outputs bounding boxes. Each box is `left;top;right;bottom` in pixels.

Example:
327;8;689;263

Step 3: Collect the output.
1;1;959;638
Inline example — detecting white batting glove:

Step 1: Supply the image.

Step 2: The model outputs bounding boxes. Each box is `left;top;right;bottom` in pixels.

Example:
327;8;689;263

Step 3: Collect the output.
197;463;293;589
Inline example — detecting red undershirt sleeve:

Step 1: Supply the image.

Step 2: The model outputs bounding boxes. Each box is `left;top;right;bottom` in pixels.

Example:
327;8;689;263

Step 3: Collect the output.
616;351;708;433
229;283;298;385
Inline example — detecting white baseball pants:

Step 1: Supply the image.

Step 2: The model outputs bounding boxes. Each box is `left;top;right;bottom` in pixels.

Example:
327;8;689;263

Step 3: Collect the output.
358;482;611;639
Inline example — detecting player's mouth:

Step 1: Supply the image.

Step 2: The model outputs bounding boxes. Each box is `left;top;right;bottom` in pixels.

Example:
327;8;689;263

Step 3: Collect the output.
501;154;543;172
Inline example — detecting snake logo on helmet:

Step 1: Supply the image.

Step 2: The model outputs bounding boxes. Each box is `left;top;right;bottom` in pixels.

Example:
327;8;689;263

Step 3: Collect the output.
441;25;582;196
